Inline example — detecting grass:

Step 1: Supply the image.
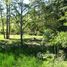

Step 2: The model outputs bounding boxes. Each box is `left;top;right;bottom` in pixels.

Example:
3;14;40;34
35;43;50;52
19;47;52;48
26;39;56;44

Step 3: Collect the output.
42;61;67;67
0;40;43;67
0;34;43;45
0;34;67;67
0;35;4;40
0;52;67;67
0;34;43;40
0;53;43;67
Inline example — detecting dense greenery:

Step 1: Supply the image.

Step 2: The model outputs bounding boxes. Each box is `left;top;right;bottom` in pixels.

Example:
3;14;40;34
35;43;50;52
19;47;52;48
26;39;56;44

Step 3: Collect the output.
0;0;67;67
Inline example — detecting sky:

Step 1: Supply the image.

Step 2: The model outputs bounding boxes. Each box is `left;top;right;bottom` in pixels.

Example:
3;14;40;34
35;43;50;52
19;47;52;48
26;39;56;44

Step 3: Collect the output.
0;0;30;4
1;0;48;15
23;0;30;4
23;0;48;4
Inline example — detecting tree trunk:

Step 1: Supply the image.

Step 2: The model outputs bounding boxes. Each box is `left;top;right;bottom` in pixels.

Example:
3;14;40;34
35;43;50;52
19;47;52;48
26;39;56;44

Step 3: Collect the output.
20;3;23;45
6;4;10;39
1;11;5;38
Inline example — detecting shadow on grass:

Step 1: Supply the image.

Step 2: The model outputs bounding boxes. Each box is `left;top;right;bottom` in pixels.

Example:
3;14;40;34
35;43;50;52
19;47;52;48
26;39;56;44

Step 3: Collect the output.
0;40;67;60
0;40;44;67
0;40;46;57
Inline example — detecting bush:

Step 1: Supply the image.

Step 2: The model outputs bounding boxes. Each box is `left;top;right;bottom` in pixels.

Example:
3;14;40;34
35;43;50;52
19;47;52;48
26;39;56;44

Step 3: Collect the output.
50;32;67;47
41;28;55;46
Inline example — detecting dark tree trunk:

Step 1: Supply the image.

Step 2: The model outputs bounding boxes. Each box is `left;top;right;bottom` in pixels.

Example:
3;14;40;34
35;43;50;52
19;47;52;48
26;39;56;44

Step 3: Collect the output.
1;11;5;38
9;5;10;36
6;4;10;39
20;3;23;45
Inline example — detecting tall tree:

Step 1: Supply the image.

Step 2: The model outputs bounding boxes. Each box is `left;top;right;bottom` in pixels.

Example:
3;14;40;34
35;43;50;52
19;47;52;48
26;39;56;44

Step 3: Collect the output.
12;0;30;44
19;0;23;44
0;3;5;38
5;0;11;39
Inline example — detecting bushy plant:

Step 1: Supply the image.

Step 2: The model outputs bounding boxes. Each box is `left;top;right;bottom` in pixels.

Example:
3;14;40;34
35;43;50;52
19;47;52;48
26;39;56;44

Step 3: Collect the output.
50;32;67;47
41;28;55;46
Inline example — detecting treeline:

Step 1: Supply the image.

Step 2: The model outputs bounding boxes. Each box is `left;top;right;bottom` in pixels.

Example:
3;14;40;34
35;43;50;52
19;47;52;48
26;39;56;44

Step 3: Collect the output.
0;0;67;46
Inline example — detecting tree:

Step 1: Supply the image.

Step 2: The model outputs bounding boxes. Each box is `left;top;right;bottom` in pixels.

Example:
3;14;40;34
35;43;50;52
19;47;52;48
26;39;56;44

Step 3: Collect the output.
11;0;30;44
4;0;12;39
0;2;5;38
19;0;23;44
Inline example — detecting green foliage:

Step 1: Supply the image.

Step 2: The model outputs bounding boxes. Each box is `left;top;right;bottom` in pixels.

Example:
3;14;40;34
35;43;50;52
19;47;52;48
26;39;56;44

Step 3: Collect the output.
41;28;55;46
50;32;67;47
44;29;54;39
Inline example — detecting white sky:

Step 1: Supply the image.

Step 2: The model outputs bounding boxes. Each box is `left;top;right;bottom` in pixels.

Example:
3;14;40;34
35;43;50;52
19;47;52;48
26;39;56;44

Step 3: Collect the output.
23;0;30;4
23;0;48;4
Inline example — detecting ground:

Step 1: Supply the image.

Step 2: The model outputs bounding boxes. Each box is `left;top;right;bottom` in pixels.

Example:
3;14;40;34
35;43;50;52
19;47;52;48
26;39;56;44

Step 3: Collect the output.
0;34;67;67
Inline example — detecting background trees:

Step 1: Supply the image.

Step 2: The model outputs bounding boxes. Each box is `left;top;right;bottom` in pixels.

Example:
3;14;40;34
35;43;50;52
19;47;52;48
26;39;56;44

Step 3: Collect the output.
0;0;67;45
0;2;5;38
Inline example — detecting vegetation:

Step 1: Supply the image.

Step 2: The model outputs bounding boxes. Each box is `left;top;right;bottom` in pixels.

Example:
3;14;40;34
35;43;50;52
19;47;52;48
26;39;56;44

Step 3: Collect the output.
0;0;67;67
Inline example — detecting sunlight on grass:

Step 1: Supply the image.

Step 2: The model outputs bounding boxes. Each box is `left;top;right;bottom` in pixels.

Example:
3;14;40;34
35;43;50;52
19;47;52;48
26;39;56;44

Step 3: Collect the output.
42;61;67;67
23;34;43;39
0;35;4;40
10;35;20;39
0;34;43;40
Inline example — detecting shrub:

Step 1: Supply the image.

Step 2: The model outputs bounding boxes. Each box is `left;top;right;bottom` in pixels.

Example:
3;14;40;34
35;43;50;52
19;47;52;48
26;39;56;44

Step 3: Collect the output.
41;28;55;46
50;32;67;47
